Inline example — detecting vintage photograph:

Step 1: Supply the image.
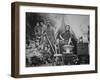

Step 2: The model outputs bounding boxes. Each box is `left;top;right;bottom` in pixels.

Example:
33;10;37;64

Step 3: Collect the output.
25;13;90;67
11;2;97;78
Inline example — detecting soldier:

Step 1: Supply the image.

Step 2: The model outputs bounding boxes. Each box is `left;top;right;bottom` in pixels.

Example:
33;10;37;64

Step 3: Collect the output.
59;25;72;45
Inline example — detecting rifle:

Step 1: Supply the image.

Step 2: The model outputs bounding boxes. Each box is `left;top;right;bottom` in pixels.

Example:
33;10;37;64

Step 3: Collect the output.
44;32;56;55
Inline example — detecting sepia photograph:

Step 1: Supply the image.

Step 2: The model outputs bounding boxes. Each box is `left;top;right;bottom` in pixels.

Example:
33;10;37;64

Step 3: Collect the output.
25;13;90;67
